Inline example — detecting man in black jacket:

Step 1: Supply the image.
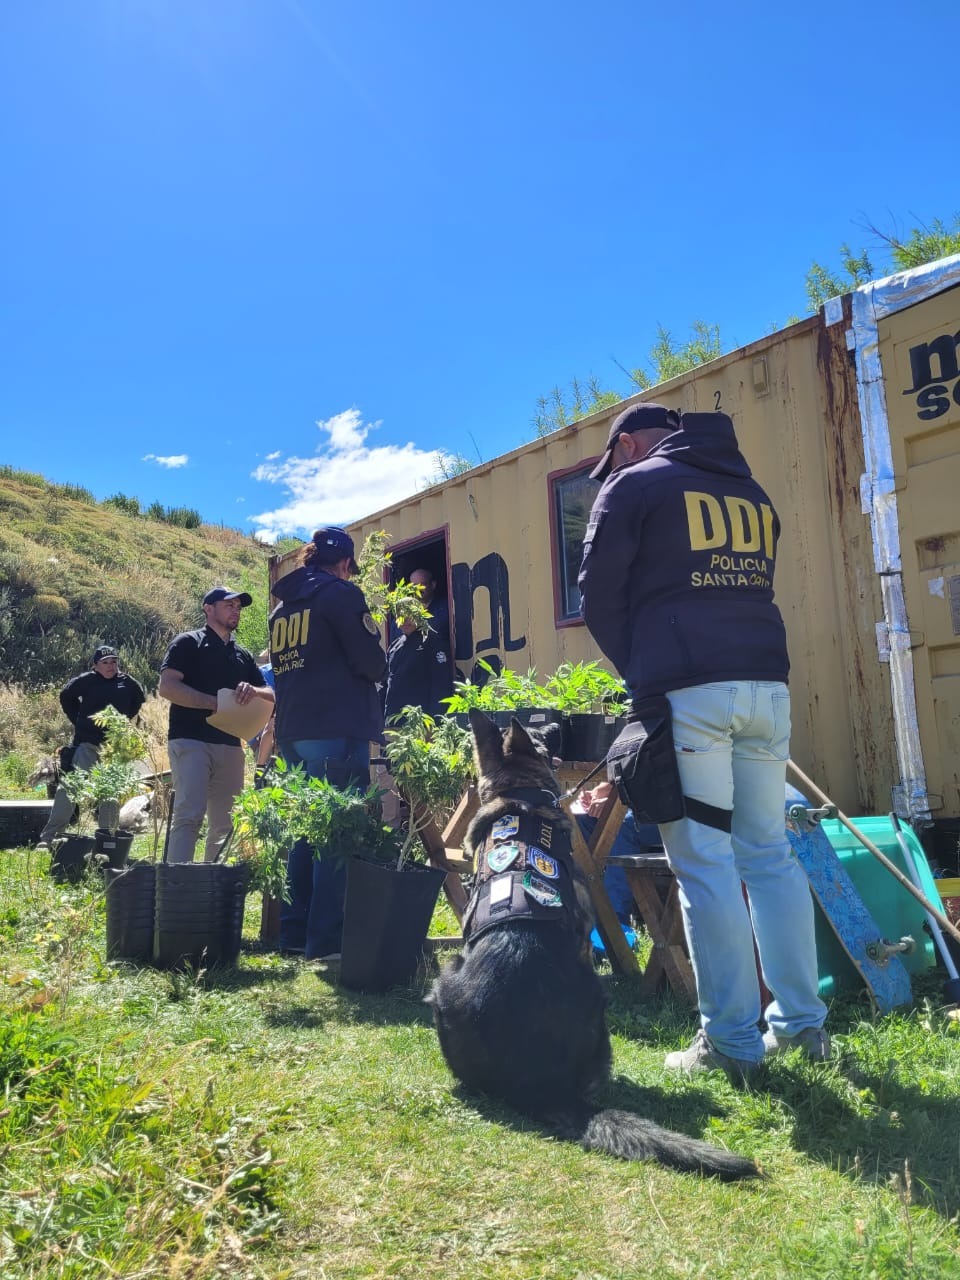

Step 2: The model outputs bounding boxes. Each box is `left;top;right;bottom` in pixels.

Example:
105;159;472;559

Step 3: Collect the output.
37;645;146;847
383;568;453;725
579;403;828;1082
270;526;387;959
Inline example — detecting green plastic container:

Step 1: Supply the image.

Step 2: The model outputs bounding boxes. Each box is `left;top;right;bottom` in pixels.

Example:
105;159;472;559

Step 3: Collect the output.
812;815;937;997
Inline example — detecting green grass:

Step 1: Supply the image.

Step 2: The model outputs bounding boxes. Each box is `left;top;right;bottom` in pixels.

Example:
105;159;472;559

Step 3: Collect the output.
1;845;960;1279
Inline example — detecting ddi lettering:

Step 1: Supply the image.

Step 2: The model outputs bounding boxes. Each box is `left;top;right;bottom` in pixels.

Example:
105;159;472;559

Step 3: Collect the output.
271;609;311;654
683;491;777;557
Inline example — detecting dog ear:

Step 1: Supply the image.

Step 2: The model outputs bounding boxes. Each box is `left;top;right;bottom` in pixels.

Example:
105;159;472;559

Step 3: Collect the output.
503;717;540;759
469;709;504;773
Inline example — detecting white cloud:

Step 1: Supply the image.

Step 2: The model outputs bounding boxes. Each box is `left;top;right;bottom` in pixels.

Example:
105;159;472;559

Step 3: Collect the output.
143;453;189;469
264;450;281;461
249;408;452;539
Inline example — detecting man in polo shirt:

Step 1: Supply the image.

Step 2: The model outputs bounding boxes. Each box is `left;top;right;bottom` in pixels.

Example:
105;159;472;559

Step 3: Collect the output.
159;587;274;864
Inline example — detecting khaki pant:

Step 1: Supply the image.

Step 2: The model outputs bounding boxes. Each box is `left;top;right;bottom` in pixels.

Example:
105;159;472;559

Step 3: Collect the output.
166;738;245;863
39;741;99;844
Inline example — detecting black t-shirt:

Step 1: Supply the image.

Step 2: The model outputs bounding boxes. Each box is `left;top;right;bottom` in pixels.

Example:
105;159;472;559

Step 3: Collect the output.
160;626;265;745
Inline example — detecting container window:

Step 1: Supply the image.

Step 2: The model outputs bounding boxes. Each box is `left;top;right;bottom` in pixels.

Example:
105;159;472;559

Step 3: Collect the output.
553;467;600;621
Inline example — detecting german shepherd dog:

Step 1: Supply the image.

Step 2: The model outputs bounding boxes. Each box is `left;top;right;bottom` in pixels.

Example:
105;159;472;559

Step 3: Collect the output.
427;709;757;1180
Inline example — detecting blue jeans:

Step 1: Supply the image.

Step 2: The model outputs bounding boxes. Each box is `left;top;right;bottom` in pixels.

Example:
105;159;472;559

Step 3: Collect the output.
278;738;370;958
659;681;826;1062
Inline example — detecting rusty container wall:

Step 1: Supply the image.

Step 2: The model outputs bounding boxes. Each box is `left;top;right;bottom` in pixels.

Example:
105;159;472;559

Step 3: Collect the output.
347;315;894;815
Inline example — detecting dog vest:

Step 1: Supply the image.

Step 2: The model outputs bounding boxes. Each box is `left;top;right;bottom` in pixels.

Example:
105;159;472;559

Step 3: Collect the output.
462;788;580;945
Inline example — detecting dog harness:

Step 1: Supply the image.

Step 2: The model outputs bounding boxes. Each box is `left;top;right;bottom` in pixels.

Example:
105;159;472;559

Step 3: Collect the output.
462;788;580;945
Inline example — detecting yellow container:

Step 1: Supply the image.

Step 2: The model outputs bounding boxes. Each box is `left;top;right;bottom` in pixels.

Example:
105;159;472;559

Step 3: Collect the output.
935;878;960;925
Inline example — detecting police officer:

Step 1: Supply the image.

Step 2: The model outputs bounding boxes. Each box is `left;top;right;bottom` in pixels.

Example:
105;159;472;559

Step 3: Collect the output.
383;568;453;725
270;526;387;959
37;645;146;848
579;402;828;1082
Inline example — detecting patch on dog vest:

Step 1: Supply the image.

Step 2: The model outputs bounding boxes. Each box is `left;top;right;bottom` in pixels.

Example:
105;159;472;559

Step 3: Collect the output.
526;848;558;879
522;872;562;907
488;875;512;906
487;842;521;872
491;814;520;841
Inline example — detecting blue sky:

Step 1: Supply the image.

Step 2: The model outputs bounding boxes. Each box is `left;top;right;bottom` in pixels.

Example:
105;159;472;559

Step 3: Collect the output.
1;1;956;541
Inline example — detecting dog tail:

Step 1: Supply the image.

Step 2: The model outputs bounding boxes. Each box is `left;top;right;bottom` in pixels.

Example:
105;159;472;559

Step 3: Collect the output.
549;1107;759;1181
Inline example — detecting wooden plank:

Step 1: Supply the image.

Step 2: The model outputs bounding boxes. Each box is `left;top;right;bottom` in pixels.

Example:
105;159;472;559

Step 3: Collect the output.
564;800;638;975
625;868;696;1002
586;790;625;872
442;787;479;848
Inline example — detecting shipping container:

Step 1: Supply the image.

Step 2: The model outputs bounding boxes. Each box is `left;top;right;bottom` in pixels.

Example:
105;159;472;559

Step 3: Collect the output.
271;255;960;831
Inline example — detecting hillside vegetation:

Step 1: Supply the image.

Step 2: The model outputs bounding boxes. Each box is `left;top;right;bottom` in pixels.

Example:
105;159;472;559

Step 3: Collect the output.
0;466;281;772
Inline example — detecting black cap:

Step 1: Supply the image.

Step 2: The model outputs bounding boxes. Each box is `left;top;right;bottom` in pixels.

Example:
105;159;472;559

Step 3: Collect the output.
92;645;118;664
202;587;253;607
589;402;680;482
311;527;359;574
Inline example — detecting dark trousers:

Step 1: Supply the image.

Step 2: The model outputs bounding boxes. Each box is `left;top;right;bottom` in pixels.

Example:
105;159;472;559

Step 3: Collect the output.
278;737;370;958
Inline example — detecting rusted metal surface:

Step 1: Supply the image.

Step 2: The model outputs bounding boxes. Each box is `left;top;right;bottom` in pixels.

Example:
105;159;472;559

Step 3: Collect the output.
815;296;898;813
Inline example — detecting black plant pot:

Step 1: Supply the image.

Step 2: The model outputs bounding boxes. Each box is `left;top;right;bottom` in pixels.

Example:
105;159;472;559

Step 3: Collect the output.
0;800;54;850
94;827;134;871
153;862;250;970
340;859;446;994
563;713;626;763
49;835;95;884
105;861;156;962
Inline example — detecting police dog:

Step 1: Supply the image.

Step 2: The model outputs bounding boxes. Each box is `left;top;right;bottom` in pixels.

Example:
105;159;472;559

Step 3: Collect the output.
427;709;757;1180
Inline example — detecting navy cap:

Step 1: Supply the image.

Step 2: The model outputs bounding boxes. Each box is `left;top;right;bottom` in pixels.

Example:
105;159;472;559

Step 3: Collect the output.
311;527;359;574
92;645;118;664
203;586;253;607
589;402;680;482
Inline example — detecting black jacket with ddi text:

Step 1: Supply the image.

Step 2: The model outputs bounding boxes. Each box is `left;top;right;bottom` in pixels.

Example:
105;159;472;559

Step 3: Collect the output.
577;411;789;699
270;565;387;745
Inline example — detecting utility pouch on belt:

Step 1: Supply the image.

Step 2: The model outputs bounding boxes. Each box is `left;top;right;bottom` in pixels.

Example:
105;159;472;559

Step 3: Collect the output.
606;694;685;824
606;696;733;832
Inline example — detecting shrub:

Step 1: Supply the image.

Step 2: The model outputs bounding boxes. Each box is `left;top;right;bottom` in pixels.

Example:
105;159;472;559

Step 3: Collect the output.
102;492;142;517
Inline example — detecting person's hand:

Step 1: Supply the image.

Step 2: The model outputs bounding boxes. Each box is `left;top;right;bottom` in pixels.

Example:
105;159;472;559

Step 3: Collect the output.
583;781;614;817
234;682;254;705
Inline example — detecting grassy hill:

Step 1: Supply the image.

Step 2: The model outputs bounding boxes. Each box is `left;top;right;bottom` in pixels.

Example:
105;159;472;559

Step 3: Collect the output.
0;465;288;784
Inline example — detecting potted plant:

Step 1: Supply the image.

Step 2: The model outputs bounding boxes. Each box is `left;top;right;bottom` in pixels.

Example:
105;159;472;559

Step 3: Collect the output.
232;757;435;990
441;660;563;738
338;707;474;992
57;706;148;881
103;726;171;964
541;661;630;762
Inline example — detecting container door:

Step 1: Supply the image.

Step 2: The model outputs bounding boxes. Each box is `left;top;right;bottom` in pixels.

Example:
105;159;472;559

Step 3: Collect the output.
878;283;960;816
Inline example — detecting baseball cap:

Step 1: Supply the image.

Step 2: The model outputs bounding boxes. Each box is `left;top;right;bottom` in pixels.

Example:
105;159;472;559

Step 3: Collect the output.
589;402;680;482
202;586;253;607
311;527;359;574
92;645;118;664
